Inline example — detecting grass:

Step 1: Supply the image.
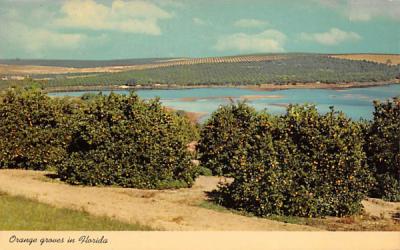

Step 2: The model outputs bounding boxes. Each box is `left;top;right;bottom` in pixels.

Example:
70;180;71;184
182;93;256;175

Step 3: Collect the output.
198;201;234;214
0;192;152;230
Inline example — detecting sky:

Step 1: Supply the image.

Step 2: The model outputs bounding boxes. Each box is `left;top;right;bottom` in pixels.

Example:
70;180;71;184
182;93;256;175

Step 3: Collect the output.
0;0;399;59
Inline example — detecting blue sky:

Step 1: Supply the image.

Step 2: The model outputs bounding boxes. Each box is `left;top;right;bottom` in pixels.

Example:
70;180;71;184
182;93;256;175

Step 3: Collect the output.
0;0;399;59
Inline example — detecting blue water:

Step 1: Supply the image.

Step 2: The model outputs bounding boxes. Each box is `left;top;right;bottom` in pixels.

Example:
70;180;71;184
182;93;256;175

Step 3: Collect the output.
49;84;400;121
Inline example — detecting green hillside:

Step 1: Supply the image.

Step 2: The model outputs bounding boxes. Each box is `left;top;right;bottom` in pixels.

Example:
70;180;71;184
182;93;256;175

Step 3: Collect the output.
1;54;399;90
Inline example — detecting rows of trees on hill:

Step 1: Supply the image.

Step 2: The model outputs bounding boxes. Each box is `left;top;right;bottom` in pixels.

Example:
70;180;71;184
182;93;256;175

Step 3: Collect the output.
41;55;399;88
0;86;398;217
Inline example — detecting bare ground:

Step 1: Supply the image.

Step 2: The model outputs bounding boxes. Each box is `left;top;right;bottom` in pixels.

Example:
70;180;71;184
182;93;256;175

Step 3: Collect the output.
1;169;399;231
0;169;316;231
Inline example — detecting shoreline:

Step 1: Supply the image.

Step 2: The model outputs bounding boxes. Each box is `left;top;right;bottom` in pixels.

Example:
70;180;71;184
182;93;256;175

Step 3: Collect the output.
43;80;400;93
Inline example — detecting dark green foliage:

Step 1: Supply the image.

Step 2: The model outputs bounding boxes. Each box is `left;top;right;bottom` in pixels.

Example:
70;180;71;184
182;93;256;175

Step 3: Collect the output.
199;103;373;217
198;102;260;176
57;92;199;189
197;166;213;176
0;87;68;170
366;97;400;201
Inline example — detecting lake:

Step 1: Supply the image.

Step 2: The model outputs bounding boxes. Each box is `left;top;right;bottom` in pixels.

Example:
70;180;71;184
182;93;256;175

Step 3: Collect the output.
49;84;400;121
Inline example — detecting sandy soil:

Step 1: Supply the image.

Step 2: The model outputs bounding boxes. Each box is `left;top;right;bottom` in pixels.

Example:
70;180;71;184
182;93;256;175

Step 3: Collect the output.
0;169;316;231
329;54;400;65
362;198;400;220
0;63;184;75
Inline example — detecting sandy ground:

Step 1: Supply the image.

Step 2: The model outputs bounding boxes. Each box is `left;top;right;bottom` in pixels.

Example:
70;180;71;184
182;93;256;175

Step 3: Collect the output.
362;198;400;220
0;169;317;231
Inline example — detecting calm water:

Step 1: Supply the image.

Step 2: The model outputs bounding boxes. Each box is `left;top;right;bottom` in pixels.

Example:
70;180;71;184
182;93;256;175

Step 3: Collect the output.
49;84;400;121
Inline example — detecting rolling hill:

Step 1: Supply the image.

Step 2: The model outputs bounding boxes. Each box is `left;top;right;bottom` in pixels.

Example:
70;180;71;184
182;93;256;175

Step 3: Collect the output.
1;53;399;90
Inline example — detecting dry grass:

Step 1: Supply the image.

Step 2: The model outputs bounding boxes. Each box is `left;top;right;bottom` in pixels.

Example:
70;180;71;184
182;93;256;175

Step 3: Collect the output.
329;54;400;65
200;201;400;231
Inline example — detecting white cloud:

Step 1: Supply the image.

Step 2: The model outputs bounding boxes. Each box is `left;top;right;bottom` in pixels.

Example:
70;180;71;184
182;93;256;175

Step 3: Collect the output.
54;0;173;35
214;29;286;53
233;19;269;28
300;28;361;45
315;0;400;21
347;0;400;21
193;17;207;26
0;22;87;56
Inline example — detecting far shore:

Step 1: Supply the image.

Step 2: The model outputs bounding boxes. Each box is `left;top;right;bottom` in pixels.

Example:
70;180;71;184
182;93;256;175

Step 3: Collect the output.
241;80;400;91
42;79;400;93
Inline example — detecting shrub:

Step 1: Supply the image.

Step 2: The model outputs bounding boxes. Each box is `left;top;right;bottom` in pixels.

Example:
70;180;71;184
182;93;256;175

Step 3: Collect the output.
366;97;400;201
197;166;213;176
202;103;373;217
57;92;198;189
0;87;68;170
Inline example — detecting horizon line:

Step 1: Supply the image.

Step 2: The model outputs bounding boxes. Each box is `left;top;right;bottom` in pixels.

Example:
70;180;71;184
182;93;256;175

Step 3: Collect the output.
1;52;399;61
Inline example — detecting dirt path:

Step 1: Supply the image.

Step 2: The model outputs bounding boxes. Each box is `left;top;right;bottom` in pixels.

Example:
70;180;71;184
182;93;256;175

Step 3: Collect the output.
0;170;317;231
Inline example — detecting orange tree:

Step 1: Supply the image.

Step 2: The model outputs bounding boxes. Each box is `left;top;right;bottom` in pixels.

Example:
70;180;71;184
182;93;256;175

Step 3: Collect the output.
0;87;69;170
199;103;373;217
57;92;199;189
366;97;400;201
197;102;261;176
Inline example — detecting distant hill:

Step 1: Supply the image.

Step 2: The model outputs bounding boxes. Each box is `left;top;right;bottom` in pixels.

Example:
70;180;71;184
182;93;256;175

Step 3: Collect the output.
1;53;399;69
0;54;290;69
1;53;399;90
43;54;399;88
